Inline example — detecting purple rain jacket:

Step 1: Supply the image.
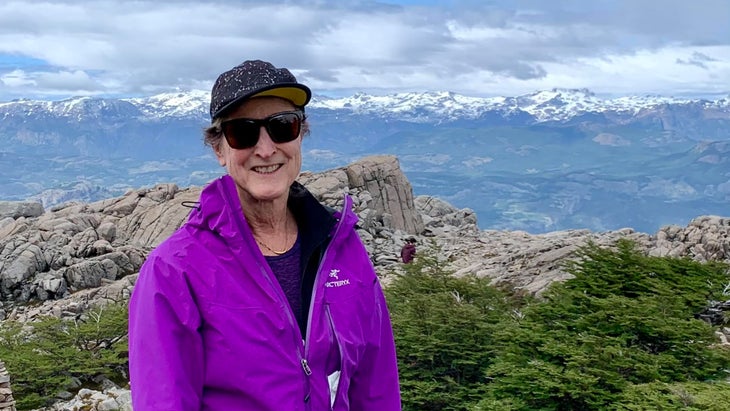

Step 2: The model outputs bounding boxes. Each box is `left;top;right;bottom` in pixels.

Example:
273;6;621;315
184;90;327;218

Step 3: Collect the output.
128;175;401;411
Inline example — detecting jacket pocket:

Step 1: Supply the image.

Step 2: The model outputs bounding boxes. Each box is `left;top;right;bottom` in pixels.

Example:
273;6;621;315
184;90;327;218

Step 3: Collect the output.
201;301;294;390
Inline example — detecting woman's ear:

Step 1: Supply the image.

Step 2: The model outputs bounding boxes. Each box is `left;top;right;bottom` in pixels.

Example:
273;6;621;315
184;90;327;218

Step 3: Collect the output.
214;142;226;167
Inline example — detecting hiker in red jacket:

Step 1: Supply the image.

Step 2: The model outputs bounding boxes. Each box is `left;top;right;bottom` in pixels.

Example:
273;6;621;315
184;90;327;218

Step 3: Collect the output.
401;237;417;263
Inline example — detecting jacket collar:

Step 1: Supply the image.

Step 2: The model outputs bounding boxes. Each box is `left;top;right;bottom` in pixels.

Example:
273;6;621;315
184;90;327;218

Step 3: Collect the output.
187;175;348;245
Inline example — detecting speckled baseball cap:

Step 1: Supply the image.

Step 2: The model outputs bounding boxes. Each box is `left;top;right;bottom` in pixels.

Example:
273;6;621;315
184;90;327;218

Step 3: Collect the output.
209;60;311;120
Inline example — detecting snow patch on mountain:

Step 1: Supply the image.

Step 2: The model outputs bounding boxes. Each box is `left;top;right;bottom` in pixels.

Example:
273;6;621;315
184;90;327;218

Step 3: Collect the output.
125;90;209;118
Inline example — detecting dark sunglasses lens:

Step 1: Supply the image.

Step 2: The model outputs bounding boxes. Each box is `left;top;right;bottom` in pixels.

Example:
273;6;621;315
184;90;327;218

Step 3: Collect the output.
222;112;302;149
223;120;259;149
266;113;302;144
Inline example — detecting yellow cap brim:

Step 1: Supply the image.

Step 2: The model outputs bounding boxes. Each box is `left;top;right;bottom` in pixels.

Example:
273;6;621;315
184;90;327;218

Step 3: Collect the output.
252;87;310;107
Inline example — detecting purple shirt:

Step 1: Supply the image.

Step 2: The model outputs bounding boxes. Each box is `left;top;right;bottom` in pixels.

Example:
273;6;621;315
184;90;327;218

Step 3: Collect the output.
265;234;302;326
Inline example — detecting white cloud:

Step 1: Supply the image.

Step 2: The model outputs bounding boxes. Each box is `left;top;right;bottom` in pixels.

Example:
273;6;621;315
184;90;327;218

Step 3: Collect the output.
0;0;727;100
0;68;101;95
35;70;100;92
128;161;177;174
0;69;33;87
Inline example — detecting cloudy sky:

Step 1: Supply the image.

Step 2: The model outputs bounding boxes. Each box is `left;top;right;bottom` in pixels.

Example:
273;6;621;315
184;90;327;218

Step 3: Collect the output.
0;0;729;101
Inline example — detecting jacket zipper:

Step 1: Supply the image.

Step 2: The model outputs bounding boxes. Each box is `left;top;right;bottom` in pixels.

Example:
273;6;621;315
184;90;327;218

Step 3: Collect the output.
325;304;345;410
303;194;351;407
222;182;316;408
256;262;314;408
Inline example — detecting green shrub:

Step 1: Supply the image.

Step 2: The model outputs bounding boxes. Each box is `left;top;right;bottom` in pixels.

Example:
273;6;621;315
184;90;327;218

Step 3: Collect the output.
484;240;730;410
0;302;129;410
388;240;730;411
386;245;523;411
615;381;730;410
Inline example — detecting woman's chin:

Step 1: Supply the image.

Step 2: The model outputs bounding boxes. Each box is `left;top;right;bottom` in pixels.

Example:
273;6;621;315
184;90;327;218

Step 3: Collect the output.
243;185;289;203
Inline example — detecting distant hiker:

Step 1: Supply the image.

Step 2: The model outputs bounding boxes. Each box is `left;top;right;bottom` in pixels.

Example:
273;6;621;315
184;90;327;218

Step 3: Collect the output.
401;237;417;263
128;60;401;410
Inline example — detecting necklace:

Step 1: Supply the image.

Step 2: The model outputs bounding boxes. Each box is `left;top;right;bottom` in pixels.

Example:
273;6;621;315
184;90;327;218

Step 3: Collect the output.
254;217;291;255
255;235;289;255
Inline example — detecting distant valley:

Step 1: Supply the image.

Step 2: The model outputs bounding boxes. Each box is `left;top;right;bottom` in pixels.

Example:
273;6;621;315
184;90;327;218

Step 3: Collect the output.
1;88;728;234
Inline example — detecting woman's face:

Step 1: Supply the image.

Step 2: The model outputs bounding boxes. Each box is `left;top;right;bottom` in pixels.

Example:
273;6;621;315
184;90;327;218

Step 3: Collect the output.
214;97;303;206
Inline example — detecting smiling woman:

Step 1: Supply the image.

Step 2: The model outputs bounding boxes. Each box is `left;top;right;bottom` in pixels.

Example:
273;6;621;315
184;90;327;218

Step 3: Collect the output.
127;59;402;411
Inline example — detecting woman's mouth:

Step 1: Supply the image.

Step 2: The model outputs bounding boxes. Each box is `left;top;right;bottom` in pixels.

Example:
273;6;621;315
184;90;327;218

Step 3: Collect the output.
252;164;282;174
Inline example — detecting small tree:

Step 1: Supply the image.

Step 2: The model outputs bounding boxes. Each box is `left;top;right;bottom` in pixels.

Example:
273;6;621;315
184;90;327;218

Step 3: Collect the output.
386;244;522;411
0;302;129;410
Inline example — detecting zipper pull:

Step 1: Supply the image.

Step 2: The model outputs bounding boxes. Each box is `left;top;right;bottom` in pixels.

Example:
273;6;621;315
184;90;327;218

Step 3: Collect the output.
301;358;312;376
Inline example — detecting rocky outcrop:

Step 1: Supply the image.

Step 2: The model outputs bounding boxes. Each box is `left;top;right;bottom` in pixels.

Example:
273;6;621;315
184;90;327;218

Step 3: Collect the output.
0;198;149;305
0;201;43;220
1;155;729;313
299;155;424;235
0;361;15;411
0;155;425;310
35;387;131;411
650;215;730;262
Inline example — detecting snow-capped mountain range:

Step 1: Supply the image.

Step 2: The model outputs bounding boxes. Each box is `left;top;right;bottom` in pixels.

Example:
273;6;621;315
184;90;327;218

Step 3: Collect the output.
311;89;730;122
1;88;729;234
3;88;729;123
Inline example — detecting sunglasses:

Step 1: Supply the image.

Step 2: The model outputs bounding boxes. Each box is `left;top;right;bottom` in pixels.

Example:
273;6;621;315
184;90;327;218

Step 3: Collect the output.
221;111;304;149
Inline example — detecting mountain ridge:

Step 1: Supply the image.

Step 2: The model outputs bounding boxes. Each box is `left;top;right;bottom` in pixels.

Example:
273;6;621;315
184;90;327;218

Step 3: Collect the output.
3;88;730;124
1;88;729;234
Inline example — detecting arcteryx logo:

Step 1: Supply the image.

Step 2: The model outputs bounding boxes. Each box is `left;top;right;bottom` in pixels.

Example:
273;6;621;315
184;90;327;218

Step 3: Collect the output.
325;269;350;288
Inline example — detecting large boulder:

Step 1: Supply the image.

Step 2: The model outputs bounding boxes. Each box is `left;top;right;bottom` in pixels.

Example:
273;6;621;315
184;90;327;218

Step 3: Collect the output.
300;155;424;235
0;201;43;219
